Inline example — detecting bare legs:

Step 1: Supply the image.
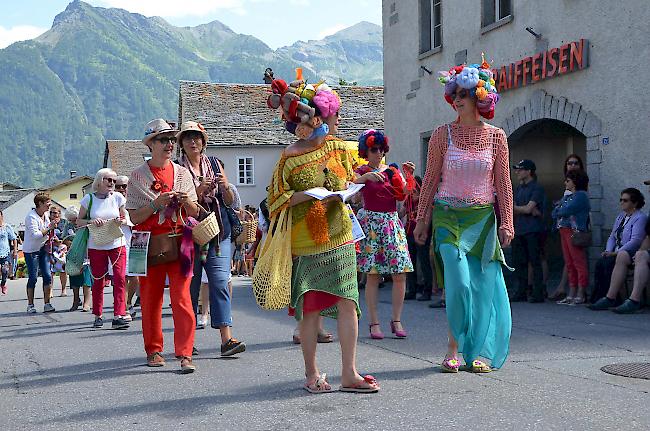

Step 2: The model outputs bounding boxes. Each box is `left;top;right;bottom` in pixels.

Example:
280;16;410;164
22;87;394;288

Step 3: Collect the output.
630;250;649;302
446;330;459;359
365;273;406;334
605;252;632;300
59;272;68;296
299;299;371;388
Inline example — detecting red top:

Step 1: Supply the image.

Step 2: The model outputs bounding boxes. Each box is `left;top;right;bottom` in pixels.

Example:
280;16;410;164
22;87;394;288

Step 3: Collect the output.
134;162;183;235
356;165;406;213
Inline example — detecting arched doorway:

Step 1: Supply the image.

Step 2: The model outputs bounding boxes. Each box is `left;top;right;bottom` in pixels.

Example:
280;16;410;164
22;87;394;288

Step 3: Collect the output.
501;89;604;286
508;119;586;284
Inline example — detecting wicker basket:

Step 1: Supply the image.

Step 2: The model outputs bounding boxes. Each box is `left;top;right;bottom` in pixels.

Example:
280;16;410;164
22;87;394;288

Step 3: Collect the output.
192;207;220;246
236;210;258;244
88;219;124;247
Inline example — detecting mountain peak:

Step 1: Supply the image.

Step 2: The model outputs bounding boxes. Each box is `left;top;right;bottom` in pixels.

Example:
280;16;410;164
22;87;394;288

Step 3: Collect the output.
325;21;381;42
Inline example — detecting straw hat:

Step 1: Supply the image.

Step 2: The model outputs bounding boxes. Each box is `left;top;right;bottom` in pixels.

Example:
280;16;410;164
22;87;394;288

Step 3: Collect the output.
176;121;209;145
142;119;177;146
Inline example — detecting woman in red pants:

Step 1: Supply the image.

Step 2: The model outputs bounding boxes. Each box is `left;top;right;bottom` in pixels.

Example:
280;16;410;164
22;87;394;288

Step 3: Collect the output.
127;119;200;373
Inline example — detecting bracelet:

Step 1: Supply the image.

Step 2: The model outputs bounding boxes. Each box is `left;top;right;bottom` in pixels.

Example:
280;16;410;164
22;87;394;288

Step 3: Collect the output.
149;201;160;213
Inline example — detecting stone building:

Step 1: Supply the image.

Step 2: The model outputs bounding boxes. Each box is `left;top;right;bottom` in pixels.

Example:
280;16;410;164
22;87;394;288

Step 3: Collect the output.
177;81;384;207
382;0;649;276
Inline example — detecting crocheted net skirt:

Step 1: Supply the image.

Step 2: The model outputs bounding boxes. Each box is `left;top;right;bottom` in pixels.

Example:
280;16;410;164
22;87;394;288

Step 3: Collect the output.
356;209;414;275
290;243;360;321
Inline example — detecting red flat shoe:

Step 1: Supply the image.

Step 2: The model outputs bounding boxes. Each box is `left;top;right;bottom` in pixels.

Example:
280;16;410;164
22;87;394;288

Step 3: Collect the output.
339;375;380;393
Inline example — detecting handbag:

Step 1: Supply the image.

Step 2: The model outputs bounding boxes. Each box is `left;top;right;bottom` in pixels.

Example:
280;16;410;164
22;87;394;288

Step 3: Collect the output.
571;215;592;248
88;218;124;247
66;195;93;276
252;207;292;310
147;233;181;267
236;210;258;245
192;205;220;246
208;156;243;239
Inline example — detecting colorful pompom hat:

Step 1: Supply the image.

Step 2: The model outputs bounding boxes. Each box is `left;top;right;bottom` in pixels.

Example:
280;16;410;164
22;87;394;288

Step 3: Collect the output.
438;53;500;120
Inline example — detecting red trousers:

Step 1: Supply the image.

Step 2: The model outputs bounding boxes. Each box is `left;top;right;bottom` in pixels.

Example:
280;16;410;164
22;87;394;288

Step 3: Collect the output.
88;247;126;317
139;261;195;358
560;227;589;288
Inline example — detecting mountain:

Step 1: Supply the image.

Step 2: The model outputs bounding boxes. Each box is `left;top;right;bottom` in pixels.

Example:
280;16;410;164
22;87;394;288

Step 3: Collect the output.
0;1;383;187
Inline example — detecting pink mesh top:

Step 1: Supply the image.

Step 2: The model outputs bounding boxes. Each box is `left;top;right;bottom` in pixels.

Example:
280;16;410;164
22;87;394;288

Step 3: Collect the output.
416;122;514;237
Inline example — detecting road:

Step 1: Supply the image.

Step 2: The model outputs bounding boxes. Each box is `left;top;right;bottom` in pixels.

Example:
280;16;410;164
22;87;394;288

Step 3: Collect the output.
0;277;648;430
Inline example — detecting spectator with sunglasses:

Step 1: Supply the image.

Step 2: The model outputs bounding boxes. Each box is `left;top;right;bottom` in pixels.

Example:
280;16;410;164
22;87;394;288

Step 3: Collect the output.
78;168;129;329
589;188;648;309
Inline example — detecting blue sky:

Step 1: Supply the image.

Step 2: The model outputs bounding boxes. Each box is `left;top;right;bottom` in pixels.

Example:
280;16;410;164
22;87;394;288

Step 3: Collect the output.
0;0;382;49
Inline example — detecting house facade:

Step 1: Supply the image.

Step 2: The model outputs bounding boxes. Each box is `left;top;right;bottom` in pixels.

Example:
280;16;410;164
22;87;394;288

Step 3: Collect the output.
383;0;649;270
44;175;94;209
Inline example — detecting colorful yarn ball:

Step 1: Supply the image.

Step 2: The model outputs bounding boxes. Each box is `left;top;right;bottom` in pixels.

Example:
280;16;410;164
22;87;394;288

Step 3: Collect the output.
457;67;480;89
444;78;458;96
475;87;488;100
312;90;340;119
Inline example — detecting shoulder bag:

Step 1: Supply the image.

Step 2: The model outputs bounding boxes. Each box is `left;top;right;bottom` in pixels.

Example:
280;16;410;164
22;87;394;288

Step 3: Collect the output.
208;156;243;239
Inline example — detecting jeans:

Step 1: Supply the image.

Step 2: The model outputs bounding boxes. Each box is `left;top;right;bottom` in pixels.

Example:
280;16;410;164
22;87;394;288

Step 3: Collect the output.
24;246;52;290
512;232;545;299
190;239;233;328
406;233;433;294
0;256;9;286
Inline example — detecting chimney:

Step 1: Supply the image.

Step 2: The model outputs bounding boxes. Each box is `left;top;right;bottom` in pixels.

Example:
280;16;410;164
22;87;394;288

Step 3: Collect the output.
70;170;77;178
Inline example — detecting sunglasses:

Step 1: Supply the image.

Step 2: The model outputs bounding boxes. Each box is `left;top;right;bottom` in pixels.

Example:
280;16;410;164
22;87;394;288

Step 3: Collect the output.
156;137;177;145
369;147;383;154
567;161;580;166
115;184;127;189
104;178;116;184
620;198;630;203
452;89;469;100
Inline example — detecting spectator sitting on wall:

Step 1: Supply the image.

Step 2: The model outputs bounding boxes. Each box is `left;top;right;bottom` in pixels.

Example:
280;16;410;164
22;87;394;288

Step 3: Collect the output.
589;188;648;310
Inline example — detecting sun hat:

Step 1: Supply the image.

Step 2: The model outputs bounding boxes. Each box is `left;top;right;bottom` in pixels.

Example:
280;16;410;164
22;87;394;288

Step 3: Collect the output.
438;53;500;119
142;119;177;146
176;121;209;145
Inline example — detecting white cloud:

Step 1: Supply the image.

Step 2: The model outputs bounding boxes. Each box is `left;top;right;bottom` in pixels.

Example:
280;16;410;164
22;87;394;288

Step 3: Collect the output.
318;24;348;39
95;0;246;18
0;25;47;49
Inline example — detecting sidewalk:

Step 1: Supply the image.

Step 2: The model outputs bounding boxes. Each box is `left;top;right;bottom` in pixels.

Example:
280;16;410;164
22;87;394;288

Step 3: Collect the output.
0;277;648;430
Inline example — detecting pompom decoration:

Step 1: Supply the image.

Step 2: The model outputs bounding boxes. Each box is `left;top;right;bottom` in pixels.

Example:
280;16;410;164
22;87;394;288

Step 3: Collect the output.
457;67;480;89
439;53;500;119
358;129;389;160
312;90;340;119
266;71;342;138
305;201;330;245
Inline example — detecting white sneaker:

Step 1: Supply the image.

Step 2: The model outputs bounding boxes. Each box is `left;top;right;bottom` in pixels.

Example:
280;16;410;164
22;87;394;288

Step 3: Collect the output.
128;306;137;318
121;313;133;322
43;303;55;313
27;304;36;314
196;314;208;329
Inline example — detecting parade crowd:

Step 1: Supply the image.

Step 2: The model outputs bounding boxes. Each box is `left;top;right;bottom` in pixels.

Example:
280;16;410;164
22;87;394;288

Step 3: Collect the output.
1;60;649;393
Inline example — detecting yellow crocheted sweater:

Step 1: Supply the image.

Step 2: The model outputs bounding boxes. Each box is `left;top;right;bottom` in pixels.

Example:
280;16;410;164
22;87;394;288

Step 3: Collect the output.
268;137;355;256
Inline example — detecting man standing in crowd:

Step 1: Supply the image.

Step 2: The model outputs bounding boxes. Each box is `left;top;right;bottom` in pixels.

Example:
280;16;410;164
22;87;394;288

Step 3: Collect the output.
511;159;547;303
0;210;17;294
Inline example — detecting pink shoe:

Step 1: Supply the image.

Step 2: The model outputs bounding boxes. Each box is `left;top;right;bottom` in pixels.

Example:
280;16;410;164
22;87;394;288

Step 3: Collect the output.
369;323;384;340
390;320;407;338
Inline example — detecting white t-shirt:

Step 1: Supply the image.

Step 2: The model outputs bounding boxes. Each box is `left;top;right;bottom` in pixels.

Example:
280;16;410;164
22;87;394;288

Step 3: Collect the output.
80;192;127;250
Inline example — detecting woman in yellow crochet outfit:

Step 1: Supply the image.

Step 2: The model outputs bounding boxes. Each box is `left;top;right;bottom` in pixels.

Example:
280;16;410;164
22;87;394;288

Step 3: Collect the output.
266;74;380;394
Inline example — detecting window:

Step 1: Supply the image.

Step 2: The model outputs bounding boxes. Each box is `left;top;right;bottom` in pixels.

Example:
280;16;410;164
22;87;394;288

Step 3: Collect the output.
69;193;78;199
419;0;442;55
237;157;254;185
482;0;512;29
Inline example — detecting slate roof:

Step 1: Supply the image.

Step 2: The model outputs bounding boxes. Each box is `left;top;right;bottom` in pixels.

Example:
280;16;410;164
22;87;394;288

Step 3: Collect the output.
43;176;94;192
104;140;151;176
178;81;384;146
0;189;34;212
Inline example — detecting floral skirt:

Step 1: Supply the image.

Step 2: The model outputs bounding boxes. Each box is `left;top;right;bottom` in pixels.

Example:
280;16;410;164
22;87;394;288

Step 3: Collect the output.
356;209;413;275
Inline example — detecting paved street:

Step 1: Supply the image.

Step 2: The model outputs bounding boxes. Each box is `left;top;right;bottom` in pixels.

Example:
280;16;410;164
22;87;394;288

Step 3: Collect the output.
1;276;649;431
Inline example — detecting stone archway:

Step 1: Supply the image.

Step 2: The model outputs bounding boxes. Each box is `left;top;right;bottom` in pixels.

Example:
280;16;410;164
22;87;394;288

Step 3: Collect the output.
501;90;604;251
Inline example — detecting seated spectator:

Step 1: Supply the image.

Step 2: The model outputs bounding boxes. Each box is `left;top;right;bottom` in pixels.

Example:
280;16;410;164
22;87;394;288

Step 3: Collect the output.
589;188;648;310
552;170;590;305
